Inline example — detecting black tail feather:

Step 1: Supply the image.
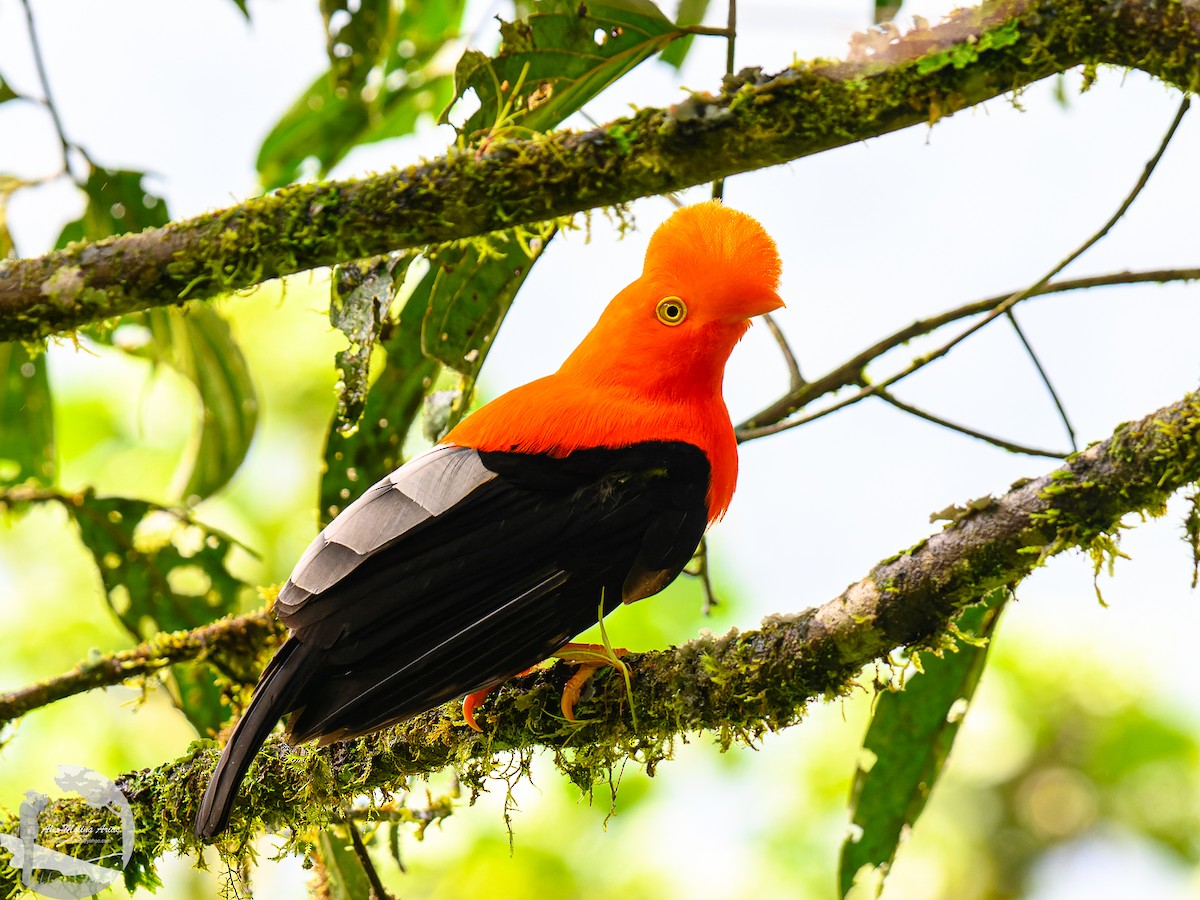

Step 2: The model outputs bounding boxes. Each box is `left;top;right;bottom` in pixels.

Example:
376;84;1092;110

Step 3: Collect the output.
194;637;317;841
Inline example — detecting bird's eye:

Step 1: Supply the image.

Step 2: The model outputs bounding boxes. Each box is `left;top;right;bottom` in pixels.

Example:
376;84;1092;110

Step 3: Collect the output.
655;296;687;326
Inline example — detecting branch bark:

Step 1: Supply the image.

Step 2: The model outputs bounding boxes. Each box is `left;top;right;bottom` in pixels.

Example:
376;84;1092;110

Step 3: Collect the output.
2;0;1199;341
4;387;1197;887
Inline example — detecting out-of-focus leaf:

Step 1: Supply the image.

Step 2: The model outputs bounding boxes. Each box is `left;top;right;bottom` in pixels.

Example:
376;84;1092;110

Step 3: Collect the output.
321;281;439;523
55;167;168;248
330;253;414;436
419;223;556;430
314;827;375;900
875;0;903;24
258;69;457;189
68;494;253;735
659;0;711;68
322;0;391;92
170;307;258;503
258;0;466;189
227;0;250;18
0;342;55;486
132;305;258;503
442;0;689;141
0;173;23;258
0;72;17;105
840;589;1008;895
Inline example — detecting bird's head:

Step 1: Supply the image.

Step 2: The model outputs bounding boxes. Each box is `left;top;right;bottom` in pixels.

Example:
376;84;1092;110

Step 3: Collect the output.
560;201;784;397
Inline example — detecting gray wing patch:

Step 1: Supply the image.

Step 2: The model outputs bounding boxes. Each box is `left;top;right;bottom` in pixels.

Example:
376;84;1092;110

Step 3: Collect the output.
276;444;497;618
392;444;496;515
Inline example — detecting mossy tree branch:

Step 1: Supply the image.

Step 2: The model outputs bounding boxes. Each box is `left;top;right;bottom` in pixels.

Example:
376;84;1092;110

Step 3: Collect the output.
3;387;1197;888
2;0;1199;341
0;610;283;728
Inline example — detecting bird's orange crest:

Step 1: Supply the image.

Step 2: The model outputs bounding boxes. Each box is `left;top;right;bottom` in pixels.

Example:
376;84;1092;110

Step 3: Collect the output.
641;201;782;318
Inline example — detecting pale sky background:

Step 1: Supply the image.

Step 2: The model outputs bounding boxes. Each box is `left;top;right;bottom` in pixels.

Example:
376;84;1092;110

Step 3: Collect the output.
2;0;1199;897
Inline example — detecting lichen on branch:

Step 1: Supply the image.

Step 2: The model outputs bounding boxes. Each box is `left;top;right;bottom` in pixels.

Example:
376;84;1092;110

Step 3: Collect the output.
3;0;1200;341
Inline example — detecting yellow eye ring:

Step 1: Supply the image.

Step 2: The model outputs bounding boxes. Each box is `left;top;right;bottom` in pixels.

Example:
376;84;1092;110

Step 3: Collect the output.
655;296;687;326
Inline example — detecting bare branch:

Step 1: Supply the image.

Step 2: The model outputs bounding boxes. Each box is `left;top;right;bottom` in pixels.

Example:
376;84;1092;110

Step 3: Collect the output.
738;266;1200;438
875;390;1069;458
18;0;76;181
1005;310;1078;451
763;312;805;392
711;0;738;202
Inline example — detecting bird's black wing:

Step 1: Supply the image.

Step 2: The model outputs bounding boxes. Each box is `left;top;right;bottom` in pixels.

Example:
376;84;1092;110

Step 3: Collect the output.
278;441;711;742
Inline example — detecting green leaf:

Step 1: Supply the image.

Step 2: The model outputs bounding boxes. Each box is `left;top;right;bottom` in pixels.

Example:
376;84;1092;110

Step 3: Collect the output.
67;494;252;735
227;0;250;18
55;167;169;248
141;305;259;503
330;253;414;436
97;305;258;503
840;589;1009;895
659;0;711;68
315;827;376;900
0;72;17;105
258;0;466;189
874;0;902;25
443;0;689;141
322;0;391;92
256;67;455;191
0;342;55;486
321;280;439;524
0;173;22;258
419;224;556;426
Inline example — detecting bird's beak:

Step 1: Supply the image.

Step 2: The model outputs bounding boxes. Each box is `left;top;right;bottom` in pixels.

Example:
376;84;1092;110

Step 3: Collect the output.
714;289;785;323
749;291;785;318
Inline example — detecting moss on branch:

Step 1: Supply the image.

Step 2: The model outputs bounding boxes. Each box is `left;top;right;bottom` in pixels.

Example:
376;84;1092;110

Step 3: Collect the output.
2;0;1199;341
0;610;284;728
4;387;1197;890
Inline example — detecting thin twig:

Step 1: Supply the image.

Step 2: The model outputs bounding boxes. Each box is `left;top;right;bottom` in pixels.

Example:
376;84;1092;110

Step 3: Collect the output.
19;0;78;183
345;819;394;900
711;0;737;202
685;536;721;616
876;390;1069;458
738;98;1191;441
763;311;804;391
1005;310;1078;451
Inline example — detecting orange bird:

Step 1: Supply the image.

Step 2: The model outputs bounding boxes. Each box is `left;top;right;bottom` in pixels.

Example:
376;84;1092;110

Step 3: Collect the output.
194;201;783;840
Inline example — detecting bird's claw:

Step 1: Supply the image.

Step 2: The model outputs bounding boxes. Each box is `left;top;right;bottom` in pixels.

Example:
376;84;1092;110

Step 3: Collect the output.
459;643;629;731
554;643;630;724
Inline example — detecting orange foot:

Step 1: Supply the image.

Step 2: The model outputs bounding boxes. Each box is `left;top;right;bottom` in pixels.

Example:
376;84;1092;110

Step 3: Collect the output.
553;642;630;723
460;643;630;732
